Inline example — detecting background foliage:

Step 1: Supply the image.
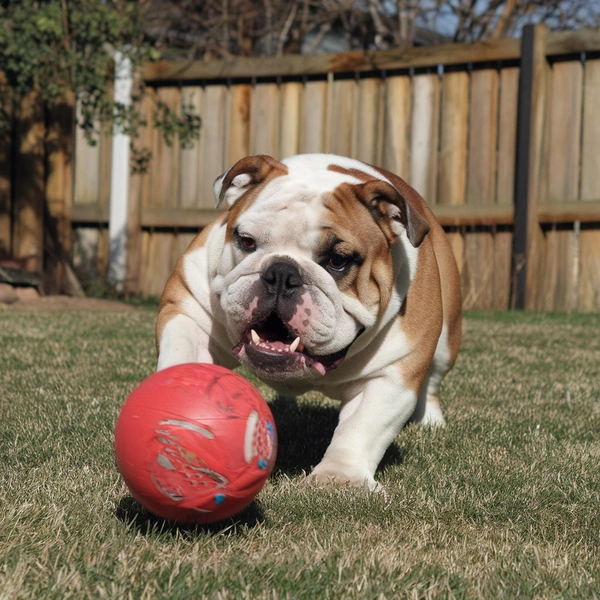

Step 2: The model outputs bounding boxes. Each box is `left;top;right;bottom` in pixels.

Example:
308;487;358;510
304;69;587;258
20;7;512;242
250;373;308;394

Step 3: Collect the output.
144;0;600;59
0;0;200;163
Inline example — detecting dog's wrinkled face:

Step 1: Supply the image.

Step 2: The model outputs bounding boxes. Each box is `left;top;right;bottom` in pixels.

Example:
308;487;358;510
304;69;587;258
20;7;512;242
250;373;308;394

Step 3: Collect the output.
210;154;430;381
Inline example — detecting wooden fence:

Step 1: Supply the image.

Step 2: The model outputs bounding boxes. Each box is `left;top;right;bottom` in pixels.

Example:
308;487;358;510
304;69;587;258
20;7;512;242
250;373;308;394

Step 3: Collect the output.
2;25;600;309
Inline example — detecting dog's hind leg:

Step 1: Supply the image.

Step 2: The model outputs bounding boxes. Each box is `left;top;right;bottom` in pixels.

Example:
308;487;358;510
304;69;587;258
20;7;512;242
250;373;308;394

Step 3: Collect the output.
407;374;446;427
422;389;446;426
408;324;453;426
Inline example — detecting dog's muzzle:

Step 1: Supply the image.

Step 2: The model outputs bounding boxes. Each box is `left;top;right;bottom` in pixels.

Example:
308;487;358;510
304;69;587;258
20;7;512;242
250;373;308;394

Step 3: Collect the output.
231;260;354;379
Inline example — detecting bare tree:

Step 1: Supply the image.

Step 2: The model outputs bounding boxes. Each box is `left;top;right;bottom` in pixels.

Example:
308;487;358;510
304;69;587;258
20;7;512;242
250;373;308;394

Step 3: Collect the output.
424;0;600;42
142;0;600;59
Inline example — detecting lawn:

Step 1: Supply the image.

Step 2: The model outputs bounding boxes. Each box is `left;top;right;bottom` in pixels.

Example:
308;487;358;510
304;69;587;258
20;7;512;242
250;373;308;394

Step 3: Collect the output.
1;303;599;599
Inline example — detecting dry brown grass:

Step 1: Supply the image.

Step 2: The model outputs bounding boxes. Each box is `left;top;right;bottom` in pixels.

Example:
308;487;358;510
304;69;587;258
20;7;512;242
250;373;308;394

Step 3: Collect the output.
0;305;599;599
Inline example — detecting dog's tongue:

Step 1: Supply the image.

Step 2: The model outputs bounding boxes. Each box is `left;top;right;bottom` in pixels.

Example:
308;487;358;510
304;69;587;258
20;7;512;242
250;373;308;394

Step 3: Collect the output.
307;358;327;376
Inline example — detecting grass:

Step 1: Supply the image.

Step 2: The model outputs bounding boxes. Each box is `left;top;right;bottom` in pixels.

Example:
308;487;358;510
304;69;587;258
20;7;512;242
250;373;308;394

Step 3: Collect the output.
0;305;599;599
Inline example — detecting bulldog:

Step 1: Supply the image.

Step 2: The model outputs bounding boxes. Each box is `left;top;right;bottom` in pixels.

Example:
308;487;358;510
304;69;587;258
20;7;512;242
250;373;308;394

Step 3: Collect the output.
156;153;461;491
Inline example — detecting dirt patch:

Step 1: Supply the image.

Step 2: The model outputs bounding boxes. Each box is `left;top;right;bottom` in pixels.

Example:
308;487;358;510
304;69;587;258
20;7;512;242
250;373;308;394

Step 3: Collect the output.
1;295;137;311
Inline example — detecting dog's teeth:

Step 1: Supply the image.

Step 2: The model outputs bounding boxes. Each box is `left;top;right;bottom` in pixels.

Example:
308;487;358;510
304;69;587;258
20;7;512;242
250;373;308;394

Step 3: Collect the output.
250;329;260;344
289;337;301;353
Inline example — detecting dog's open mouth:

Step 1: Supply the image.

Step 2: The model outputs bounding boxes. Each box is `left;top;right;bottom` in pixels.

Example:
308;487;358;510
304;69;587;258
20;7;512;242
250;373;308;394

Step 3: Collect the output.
232;312;349;377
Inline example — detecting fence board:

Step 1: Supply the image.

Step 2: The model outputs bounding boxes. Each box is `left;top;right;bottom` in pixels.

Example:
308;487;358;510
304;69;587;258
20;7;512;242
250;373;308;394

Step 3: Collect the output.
200;85;228;206
579;225;600;311
13;91;45;271
382;75;410;177
301;80;328;154
439;70;469;206
496;67;519;205
138;230;151;295
179;86;203;209
462;234;494;309
494;68;519;310
439;69;469;289
228;84;252;165
410;73;440;203
125;90;154;295
46;98;74;253
141;231;176;297
493;233;512;310
356;78;382;165
149;87;180;209
464;68;499;309
99;127;112;210
546;62;582;204
330;78;357;157
44;98;76;293
279;81;302;159
463;231;510;310
467;69;498;206
580;59;600;201
578;59;600;311
539;60;583;311
74;105;101;206
250;83;280;157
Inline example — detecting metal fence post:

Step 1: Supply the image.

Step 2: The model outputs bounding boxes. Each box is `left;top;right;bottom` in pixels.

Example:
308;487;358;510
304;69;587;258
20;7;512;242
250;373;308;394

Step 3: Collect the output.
511;24;548;309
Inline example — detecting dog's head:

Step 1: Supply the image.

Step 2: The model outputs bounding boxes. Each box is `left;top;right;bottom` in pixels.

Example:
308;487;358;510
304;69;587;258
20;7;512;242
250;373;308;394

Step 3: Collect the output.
211;154;431;381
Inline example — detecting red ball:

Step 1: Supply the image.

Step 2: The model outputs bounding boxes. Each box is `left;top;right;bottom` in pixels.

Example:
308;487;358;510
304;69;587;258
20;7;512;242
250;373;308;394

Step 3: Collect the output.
114;363;277;524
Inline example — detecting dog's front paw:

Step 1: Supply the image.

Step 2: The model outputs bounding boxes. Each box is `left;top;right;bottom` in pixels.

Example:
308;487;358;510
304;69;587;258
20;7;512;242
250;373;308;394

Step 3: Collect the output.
309;460;383;493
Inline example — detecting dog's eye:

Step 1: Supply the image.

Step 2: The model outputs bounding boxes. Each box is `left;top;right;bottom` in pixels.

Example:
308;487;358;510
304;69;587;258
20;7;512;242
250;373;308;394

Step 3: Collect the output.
237;233;256;252
327;252;349;272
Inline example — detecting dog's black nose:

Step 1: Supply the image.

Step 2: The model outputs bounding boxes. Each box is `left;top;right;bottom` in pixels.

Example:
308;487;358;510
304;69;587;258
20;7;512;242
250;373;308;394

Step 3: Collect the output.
261;261;303;296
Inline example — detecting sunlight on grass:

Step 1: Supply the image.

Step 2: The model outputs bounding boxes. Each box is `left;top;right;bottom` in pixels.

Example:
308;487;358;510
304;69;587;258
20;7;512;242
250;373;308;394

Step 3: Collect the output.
0;306;599;598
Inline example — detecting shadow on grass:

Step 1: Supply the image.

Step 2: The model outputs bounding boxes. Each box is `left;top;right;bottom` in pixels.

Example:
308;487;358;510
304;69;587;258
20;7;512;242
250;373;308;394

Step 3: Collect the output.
115;495;266;537
269;395;405;478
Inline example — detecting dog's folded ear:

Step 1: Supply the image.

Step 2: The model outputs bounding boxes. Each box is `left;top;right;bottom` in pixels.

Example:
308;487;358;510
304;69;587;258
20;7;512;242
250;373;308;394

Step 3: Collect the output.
354;180;431;247
214;155;288;208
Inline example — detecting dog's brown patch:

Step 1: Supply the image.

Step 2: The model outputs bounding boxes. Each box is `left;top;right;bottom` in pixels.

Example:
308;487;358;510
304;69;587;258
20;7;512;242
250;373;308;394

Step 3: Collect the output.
394;238;444;393
330;164;430;248
327;164;374;183
371;165;462;371
327;161;461;390
321;184;395;315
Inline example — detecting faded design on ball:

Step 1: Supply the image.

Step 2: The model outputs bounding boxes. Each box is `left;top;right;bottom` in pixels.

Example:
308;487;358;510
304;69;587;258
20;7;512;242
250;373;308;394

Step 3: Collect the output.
150;420;228;506
147;410;275;514
244;410;276;469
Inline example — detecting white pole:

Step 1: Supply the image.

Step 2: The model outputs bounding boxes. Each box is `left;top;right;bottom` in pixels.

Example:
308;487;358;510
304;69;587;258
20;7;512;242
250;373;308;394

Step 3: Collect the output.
108;50;133;292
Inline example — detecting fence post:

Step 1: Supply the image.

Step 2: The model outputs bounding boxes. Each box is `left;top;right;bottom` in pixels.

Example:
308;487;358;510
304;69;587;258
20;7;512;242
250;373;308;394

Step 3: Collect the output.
108;50;133;292
511;24;548;309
